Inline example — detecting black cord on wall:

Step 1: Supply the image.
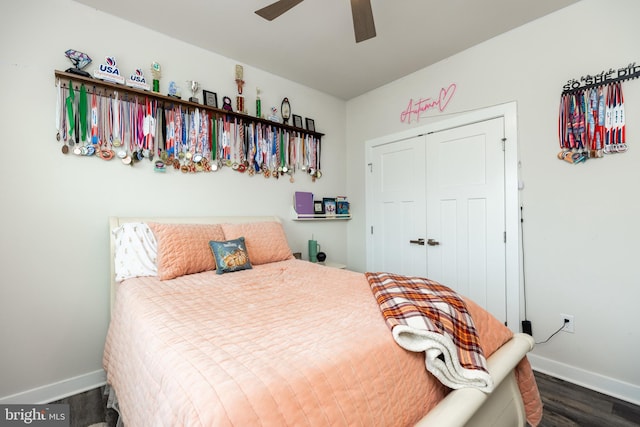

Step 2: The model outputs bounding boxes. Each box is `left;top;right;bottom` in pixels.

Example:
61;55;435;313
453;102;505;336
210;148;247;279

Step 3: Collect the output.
536;319;570;345
521;205;532;335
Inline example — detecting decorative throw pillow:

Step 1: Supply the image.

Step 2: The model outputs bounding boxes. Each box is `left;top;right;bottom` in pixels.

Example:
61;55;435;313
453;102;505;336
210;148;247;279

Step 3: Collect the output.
148;222;225;280
112;222;158;282
220;221;293;265
209;237;252;274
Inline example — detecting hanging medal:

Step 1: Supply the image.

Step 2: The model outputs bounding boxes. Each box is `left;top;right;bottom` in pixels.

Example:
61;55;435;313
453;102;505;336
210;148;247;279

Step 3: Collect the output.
98;94;114;160
142;98;149;160
56;79;62;142
237;120;246;172
587;87;605;158
604;84;614;154
614;82;627;152
173;106;181;169
149;99;157;161
315;138;322;178
210;115;218;171
118;98;131;165
165;108;173;162
58;82;71;153
271;127;279;179
124;97;135;165
112;92;122;147
66;81;76;151
570;92;585;156
78;84;88;148
90;91;99;145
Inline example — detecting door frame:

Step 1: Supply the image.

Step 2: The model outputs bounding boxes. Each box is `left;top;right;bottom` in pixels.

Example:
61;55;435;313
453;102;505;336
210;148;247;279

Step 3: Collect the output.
365;102;521;332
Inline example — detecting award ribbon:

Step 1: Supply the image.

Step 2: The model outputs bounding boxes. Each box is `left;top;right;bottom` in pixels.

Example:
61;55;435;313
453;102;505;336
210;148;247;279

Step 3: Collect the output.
79;84;88;143
66;81;75;141
90;91;99;144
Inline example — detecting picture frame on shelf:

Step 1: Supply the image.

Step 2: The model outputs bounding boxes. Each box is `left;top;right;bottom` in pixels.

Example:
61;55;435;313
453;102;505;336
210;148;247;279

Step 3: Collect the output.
314;200;324;214
322;198;336;217
293;114;303;128
305;117;315;132
336;200;350;215
203;90;218;108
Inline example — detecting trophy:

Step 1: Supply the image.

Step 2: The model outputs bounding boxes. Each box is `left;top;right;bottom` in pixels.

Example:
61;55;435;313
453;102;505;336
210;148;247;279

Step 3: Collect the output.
150;62;161;92
94;56;125;84
187;80;200;103
65;49;92;78
168;81;181;99
235;65;245;113
268;106;280;123
256;87;262;118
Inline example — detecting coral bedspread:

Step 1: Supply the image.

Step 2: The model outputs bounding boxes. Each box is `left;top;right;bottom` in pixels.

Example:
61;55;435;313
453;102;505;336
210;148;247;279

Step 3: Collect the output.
103;259;541;426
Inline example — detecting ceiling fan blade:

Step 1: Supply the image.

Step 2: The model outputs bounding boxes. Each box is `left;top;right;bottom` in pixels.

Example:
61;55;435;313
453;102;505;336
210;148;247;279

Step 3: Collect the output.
255;0;304;21
350;0;376;43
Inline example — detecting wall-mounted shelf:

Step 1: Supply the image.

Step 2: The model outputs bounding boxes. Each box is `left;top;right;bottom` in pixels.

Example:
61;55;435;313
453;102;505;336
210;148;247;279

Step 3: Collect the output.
292;214;352;221
54;70;324;139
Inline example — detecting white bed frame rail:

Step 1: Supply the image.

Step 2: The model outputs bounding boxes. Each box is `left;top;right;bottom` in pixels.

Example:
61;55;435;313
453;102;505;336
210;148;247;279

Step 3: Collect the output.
416;332;534;427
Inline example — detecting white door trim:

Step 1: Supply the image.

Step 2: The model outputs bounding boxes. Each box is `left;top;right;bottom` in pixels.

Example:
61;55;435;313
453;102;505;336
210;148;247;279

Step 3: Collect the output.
365;102;520;332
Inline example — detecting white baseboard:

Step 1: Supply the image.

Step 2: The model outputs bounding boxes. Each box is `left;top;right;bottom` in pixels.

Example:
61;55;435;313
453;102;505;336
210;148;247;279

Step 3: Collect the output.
0;370;106;404
528;354;640;406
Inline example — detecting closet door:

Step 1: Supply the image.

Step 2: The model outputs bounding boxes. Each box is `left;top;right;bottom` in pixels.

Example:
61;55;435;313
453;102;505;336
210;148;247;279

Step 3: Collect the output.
370;135;427;277
367;117;507;323
425;117;506;322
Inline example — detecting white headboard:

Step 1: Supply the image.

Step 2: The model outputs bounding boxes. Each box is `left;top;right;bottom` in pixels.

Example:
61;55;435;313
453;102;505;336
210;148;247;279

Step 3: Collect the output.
108;216;281;315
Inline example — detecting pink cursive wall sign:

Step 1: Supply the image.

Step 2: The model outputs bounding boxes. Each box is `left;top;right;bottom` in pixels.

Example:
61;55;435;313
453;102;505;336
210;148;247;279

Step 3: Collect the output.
400;83;457;124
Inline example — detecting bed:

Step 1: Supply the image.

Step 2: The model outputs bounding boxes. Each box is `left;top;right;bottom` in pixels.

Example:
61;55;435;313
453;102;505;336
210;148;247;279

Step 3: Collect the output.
104;215;542;426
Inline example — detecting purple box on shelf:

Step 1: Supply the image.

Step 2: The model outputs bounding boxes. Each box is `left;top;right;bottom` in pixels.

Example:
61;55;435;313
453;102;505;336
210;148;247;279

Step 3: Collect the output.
294;191;314;215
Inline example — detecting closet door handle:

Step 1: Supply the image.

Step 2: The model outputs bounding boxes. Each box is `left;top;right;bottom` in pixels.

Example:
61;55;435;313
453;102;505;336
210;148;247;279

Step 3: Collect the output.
409;238;425;245
427;239;440;246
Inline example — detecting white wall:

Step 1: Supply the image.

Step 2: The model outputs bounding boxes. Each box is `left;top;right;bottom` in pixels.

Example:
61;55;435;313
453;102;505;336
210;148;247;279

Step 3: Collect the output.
346;0;639;404
0;0;347;400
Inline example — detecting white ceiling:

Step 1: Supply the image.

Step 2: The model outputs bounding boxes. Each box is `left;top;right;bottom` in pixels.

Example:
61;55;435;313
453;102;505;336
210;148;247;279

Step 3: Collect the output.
73;0;579;100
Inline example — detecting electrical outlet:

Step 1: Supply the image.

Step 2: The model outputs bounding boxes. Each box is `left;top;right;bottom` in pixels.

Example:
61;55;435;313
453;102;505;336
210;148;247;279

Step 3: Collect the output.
560;313;574;333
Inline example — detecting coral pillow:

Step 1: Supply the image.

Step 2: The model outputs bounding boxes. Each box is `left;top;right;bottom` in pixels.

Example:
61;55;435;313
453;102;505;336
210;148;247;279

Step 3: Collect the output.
221;222;293;265
148;222;225;280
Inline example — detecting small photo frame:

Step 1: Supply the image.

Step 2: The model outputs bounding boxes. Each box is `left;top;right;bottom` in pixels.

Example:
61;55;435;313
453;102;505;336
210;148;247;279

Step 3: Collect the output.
323;197;336;217
305;118;315;132
293;114;303;128
336;200;350;215
314;200;324;214
203;90;218;108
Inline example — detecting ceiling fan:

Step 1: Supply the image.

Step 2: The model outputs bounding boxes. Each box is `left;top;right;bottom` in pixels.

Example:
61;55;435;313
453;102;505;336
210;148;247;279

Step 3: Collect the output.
255;0;376;43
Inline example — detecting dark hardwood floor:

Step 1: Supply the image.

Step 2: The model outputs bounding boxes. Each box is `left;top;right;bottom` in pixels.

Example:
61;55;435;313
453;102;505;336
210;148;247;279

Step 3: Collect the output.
52;372;640;426
51;386;117;427
535;371;640;427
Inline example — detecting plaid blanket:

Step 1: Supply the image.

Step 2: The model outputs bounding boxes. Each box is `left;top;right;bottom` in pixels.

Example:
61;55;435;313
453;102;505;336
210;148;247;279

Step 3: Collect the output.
365;272;493;392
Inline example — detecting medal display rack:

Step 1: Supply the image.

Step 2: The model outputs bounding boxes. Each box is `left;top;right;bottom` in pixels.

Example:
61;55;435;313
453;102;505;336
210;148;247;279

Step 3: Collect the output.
557;62;637;164
53;70;324;178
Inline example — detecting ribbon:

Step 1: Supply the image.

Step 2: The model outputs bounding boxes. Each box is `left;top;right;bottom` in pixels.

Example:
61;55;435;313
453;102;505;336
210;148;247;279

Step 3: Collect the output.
90;91;99;144
79;84;88;142
210;118;218;160
66;81;75;139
